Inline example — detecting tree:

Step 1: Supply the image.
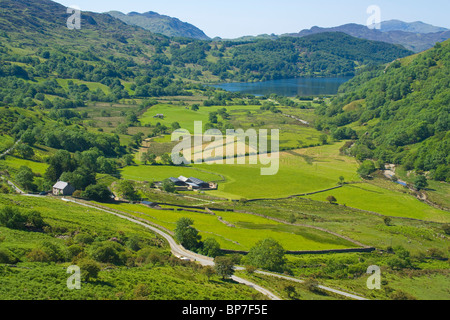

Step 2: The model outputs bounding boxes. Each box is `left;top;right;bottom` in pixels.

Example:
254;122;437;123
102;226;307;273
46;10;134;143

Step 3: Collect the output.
174;218;201;250
414;175;428;190
245;238;286;272
160;153;173;165
200;238;221;258
338;176;345;185
15;166;35;191
82;184;112;202
59;169;96;191
162;179;176;193
117;180;140;201
141;150;156;165
319;134;328;145
123;154;135;166
214;256;235;279
383;217;392;226
327;196;337;204
209;112;218;124
171;122;181;130
357;160;376;178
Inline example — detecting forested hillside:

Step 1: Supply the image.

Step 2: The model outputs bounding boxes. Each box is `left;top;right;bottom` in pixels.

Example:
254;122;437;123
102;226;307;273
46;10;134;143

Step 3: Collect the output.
0;0;413;88
316;40;450;182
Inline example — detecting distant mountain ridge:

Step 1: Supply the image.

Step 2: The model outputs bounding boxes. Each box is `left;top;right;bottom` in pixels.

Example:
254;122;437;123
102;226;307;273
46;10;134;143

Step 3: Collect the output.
107;10;210;40
284;22;450;53
377;20;448;34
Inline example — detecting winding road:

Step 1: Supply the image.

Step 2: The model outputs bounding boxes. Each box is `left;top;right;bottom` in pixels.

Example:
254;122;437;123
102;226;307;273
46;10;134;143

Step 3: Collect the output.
60;197;282;300
56;197;368;301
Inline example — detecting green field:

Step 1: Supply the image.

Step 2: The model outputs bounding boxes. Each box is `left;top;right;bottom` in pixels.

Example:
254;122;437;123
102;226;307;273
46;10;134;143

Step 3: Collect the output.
306;183;450;223
140;104;262;132
56;79;111;94
0;135;14;154
139;104;328;151
97;201;359;251
0;156;49;175
195;143;361;199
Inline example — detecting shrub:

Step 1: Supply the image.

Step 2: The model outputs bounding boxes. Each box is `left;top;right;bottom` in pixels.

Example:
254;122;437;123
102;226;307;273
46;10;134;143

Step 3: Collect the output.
245;265;257;274
214;256;235;279
442;224;450;235
134;284;151;299
0;206;28;230
73;233;95;246
78;259;101;282
39;241;67;262
25;211;46;229
0;248;18;264
72;190;83;199
201;266;216;280
303;278;322;294
390;290;417;300
326;196;337;204
26;248;50;262
426;248;445;259
136;248;167;266
126;235;141;252
67;244;84;259
90;241;124;265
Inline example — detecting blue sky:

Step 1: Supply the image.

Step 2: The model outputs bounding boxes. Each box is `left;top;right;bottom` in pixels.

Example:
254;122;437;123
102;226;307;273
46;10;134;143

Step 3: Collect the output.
54;0;450;38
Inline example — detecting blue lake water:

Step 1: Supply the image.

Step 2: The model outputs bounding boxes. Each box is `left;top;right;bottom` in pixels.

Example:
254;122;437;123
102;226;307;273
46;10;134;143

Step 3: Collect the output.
212;77;352;97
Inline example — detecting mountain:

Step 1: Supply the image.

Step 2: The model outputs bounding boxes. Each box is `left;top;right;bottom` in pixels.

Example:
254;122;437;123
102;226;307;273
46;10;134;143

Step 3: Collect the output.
0;0;413;86
317;40;450;182
377;20;448;34
218;32;413;80
285;23;450;53
107;11;210;40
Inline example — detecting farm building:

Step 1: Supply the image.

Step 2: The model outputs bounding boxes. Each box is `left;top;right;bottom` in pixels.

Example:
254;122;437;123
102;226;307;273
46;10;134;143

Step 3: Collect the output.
141;201;160;208
187;177;210;189
161;177;217;191
52;181;75;196
178;176;189;183
153;114;164;119
169;177;187;186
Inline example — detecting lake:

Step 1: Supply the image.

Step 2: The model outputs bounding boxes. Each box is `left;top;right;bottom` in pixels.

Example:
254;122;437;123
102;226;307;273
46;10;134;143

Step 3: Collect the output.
212;77;352;97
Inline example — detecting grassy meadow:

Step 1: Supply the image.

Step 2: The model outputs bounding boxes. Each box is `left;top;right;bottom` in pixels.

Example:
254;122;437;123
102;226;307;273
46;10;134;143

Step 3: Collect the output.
306;183;450;223
195;143;361;199
96;201;358;252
